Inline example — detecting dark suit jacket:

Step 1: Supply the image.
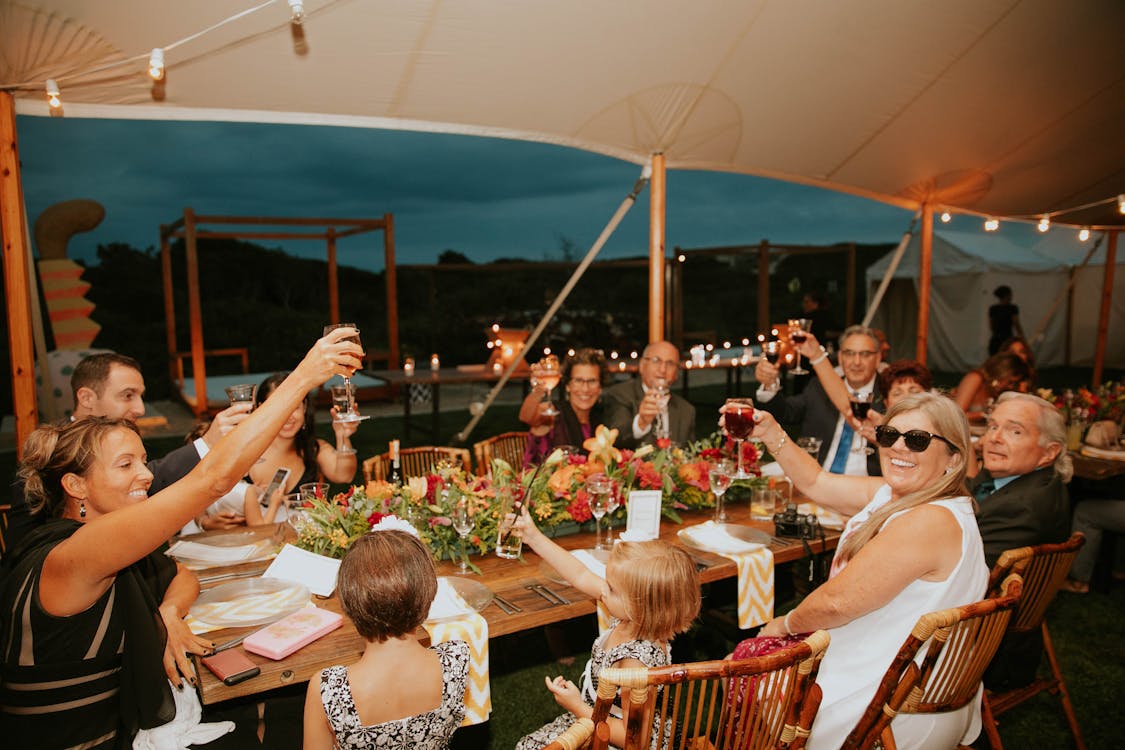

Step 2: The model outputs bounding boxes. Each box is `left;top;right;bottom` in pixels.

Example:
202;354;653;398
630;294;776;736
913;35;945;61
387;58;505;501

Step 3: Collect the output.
758;377;882;476
602;379;696;449
971;467;1070;568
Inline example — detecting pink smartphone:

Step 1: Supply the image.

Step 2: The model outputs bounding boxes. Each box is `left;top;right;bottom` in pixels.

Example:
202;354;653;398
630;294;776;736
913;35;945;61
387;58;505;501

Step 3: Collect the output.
201;649;260;686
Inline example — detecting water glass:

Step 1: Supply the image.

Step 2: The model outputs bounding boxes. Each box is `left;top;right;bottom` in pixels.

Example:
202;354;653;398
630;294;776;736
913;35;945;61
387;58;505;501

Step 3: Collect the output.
494;487;523;559
797;436;822;461
225;383;257;408
300;482;330;504
751;487;781;521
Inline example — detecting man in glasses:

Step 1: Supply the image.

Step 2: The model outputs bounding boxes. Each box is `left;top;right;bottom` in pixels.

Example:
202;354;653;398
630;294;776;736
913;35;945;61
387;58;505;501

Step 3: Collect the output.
603;340;696;448
755;325;883;476
970;392;1070;568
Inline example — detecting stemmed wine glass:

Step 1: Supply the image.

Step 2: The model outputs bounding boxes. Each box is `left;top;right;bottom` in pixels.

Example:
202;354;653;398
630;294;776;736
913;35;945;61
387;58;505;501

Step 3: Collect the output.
324;323;364;421
762;339;782;368
586;474;613;552
603;480;621;546
538;354;562;417
850;391;875;455
652;376;671;441
787;318;812;375
723;398;756;479
451;501;475;574
708;459;735;523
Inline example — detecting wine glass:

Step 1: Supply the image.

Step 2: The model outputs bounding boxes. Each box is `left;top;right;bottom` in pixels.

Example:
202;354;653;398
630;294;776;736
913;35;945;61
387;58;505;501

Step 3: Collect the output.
323;323;363;420
723;398;756;479
451;502;475;574
787;318;812;375
651;376;671;440
586;474;612;552
762;339;782;367
538;354;562;417
850;391;874;455
603;480;621;546
708;459;735;523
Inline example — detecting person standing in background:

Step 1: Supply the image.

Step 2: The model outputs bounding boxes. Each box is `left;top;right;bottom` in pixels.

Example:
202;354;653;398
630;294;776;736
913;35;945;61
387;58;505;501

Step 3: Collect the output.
988;285;1025;355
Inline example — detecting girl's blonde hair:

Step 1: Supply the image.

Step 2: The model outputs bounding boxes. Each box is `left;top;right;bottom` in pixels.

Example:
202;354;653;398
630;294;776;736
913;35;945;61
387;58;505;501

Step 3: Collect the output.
837;392;970;563
609;540;701;642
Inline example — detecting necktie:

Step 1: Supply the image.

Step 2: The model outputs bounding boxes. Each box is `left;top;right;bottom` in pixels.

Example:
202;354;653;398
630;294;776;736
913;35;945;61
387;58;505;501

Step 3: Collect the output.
828;419;854;474
974;478;996;501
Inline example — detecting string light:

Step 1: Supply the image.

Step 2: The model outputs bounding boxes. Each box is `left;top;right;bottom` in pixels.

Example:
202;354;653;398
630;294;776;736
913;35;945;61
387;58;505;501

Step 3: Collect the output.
984;217;999;232
940;212;952;223
1037;215;1050;233
45;79;61;109
287;0;305;24
1119;195;1125;214
677;254;686;262
148;48;165;80
1079;227;1090;242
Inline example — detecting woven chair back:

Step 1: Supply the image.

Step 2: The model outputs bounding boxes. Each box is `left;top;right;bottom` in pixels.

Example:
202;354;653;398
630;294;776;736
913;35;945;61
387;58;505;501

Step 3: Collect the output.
986;532;1084;634
473;431;528;475
362;446;472;483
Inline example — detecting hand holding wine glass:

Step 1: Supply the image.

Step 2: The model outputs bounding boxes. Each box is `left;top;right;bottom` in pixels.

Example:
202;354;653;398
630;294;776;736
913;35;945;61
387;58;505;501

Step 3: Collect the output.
323;323;364;421
787;318;812;375
721;398;756;479
755;340;784;391
538;355;562;417
849;391;875;455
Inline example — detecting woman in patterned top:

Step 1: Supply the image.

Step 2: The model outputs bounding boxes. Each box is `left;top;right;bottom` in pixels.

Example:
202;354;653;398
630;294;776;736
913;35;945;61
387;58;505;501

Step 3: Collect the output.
513;510;701;750
303;529;469;749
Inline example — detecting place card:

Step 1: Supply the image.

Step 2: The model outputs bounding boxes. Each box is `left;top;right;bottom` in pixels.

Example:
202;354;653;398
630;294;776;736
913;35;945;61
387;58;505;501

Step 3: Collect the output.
263;544;341;597
624;490;661;541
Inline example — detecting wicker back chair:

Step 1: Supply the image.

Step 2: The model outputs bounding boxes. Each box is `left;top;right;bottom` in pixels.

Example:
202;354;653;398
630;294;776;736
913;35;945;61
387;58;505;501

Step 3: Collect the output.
549;630;830;750
473;431;529;476
841;574;1023;750
362;446;472;483
980;533;1086;750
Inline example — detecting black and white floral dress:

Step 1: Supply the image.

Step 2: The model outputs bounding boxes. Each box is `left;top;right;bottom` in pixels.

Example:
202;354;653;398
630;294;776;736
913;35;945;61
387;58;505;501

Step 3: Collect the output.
515;623;670;750
319;640;469;749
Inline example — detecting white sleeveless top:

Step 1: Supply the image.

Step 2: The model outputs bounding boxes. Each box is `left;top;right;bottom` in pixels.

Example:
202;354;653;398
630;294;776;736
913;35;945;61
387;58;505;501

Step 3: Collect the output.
808;486;988;750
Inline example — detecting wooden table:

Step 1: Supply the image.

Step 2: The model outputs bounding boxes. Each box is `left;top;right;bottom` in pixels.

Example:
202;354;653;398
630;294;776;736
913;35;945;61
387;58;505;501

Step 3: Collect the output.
1070;452;1125;481
188;503;839;705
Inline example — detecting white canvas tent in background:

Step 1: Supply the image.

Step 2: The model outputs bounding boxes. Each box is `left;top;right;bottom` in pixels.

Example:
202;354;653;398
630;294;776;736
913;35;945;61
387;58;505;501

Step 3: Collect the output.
866;230;1125;372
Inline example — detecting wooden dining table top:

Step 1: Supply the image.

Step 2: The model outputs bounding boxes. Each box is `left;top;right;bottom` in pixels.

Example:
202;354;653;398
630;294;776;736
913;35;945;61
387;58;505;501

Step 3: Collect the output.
185;502;840;705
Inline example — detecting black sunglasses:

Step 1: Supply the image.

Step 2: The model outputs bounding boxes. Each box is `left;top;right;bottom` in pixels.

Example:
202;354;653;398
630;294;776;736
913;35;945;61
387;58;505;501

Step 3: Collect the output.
874;425;958;453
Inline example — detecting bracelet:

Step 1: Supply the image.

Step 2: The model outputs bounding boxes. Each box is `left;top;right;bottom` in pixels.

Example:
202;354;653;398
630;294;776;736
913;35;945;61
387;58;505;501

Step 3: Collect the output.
784;611;795;636
767;430;787;455
809;348;829;366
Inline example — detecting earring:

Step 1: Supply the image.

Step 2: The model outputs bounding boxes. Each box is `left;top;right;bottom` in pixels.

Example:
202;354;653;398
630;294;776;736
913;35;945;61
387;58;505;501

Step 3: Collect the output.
79;501;87;519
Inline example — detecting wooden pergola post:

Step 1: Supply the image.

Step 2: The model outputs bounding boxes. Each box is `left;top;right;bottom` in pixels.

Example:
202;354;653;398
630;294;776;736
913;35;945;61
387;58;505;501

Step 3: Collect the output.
183;208;208;413
915;204;934;364
0;91;37;455
648;153;666;343
1093;229;1118;386
327;228;339;324
757;239;770;333
383;213;399;367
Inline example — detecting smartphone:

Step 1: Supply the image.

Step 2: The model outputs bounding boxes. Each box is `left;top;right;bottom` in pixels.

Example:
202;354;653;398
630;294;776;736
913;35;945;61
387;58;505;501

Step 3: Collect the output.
202;649;261;686
258;467;292;508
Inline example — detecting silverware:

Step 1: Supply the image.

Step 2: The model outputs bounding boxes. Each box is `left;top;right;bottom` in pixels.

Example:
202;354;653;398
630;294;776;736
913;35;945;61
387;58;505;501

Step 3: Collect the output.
527;583;570;605
491;598;516;615
211;634;248;653
492;593;522;613
539;584;570;605
198;570;261;585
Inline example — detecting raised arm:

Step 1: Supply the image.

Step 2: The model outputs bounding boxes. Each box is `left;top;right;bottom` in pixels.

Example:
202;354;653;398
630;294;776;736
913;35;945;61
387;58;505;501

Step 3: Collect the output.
514;506;605;598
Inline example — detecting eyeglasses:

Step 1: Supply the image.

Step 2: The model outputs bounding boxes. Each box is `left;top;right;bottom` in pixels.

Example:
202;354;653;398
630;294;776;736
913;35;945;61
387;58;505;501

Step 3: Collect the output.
569;377;601;389
874;425;958;453
642;356;679;369
839;349;878;359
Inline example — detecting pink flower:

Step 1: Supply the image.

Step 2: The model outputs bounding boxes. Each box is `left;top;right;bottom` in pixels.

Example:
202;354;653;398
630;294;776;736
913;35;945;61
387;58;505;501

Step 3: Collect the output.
429;516;452;527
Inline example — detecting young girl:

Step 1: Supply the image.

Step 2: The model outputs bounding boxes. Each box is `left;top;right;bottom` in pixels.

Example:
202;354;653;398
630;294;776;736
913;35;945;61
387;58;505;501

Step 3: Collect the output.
513;507;701;749
303;527;470;749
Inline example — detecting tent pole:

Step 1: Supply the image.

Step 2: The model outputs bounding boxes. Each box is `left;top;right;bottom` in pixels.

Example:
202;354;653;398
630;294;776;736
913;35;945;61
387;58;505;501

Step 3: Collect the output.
648;153;666;343
915;204;933;364
184;208;208;417
327;228;339;324
1093;230;1118;386
383;213;399;368
0;91;37;454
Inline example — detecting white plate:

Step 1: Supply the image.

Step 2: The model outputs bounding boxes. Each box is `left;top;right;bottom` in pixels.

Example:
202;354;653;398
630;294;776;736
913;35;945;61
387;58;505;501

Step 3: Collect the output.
190;577;310;628
1080;444;1125;461
425;577;494;623
677;523;771;554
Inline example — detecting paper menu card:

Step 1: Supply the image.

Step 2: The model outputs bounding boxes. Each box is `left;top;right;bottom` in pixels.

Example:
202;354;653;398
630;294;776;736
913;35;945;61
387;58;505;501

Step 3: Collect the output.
624;490;661;541
263;544;341;597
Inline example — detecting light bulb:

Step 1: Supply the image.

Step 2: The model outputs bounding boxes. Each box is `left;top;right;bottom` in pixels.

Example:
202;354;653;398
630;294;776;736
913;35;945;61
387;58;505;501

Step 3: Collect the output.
148;48;165;80
677;254;686;263
722;341;731;349
610;351;619;359
1079;227;1091;242
567;348;576;357
741;338;750;346
984;217;999;232
543;347;551;356
1037;215;1050;233
288;0;305;24
45;79;61;109
940;212;952;223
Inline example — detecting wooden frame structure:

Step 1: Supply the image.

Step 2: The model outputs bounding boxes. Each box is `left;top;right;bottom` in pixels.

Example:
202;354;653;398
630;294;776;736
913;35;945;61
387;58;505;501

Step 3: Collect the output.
159;210;398;416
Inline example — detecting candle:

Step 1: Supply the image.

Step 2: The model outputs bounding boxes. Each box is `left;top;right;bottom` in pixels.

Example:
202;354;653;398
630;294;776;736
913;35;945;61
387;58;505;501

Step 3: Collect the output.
403;357;415;376
430;353;440;371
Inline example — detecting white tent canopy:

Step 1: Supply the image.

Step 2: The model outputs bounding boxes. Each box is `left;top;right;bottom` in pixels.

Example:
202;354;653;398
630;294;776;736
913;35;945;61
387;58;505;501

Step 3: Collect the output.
3;0;1125;226
865;230;1125;371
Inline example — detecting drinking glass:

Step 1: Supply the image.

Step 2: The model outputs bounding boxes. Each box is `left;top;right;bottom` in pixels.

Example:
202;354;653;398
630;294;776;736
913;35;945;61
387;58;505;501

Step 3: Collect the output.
850;391;874;454
708;459;734;522
495;487;523;559
762;339;782;366
451;502;475;574
797;436;822;462
538;354;562;417
300;482;330;505
723;398;756;479
603;481;621;546
323;323;363;420
225;383;257;408
651;377;671;441
586;474;613;551
787;318;812;375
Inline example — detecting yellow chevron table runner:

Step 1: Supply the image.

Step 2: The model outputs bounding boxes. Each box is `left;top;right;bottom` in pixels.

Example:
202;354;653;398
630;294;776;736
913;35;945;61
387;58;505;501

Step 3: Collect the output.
423;613;491;725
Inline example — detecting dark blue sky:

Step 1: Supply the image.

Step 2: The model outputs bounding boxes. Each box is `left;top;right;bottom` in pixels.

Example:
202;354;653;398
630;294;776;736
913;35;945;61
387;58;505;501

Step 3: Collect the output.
14;115;1004;272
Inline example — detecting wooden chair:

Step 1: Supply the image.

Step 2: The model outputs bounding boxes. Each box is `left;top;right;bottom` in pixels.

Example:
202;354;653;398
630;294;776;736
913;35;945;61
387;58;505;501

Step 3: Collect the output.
361;446;471;483
842;574;1023;750
979;533;1086;750
473;431;529;475
549;629;830;750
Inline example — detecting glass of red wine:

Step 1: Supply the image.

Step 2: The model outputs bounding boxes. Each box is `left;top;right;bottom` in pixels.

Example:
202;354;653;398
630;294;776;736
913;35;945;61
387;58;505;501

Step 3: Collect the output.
723;397;756;479
850;391;874;454
323;323;364;421
763;339;782;366
787;318;812;375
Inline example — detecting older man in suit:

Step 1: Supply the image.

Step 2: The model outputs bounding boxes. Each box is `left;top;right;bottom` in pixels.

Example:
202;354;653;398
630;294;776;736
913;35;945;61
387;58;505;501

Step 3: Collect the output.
754;325;883;476
603;340;696;449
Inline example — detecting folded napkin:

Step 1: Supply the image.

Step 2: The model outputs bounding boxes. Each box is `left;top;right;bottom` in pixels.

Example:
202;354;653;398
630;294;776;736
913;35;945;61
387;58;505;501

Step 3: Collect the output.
167;540;263;564
187;588;309;635
427;578;473;621
132;679;234;750
682;521;764;554
684;522;773;629
423;613;491;726
571;550;613;636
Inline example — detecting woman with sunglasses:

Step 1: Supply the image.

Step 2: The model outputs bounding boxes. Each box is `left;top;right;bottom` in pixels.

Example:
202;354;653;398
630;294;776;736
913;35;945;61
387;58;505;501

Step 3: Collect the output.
727;392;987;749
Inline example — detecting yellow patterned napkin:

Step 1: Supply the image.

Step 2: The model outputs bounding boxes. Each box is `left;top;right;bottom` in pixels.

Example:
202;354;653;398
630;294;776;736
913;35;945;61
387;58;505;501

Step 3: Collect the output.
682;521;774;629
186;588;309;635
423;613;491;725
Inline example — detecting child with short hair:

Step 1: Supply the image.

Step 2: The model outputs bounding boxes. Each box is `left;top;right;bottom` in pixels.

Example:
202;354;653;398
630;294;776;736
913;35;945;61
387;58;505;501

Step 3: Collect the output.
302;528;469;749
514;508;701;749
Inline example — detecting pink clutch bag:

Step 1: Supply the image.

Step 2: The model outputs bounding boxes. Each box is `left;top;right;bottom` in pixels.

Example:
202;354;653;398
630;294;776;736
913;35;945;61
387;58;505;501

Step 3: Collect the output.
243;607;344;660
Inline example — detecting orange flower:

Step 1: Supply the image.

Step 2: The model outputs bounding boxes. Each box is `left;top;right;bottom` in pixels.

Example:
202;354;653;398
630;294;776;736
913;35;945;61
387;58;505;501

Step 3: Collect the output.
547;464;579;498
583;425;622;465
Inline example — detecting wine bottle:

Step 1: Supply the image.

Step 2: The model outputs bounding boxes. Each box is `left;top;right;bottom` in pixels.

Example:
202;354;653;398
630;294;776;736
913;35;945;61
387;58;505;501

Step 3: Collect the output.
389;439;402;486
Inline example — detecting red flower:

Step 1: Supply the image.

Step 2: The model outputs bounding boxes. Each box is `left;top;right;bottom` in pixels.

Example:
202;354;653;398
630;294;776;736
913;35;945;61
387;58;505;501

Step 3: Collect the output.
566;454;588;465
425;475;442;502
567;495;593;523
700;447;723;461
633;461;662;490
429;516;452;527
741;441;759;466
367;511;388;526
656;438;672;450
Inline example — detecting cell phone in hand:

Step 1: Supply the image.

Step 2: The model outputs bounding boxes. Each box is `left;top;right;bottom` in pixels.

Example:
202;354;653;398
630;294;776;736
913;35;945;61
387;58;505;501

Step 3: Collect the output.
258;467;292;508
201;649;260;686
